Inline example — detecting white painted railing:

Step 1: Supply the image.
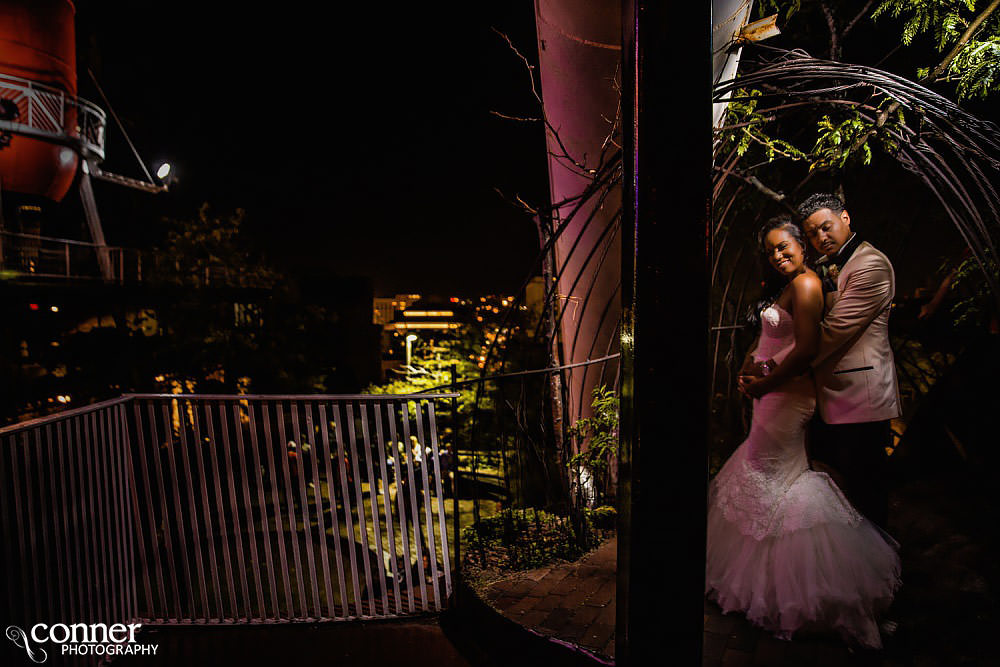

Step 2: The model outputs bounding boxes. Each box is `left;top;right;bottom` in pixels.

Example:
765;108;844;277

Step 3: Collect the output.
0;72;106;159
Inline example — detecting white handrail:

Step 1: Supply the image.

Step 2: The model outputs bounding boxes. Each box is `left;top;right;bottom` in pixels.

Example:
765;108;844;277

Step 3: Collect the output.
0;72;107;159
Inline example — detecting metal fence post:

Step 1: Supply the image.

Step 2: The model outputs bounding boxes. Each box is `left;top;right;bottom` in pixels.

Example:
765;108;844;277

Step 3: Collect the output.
450;365;462;604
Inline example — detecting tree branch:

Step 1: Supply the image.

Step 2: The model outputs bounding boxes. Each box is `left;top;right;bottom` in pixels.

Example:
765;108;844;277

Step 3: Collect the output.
715;165;796;214
927;0;1000;83
493;27;595;175
819;0;841;60
490;110;541;123
841;0;875;41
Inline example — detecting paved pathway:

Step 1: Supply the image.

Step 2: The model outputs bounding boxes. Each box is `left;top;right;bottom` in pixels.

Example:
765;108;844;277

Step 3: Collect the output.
478;471;1000;666
483;538;618;661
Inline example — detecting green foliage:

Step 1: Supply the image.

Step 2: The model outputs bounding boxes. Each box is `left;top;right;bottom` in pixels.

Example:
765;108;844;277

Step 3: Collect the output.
949;253;1000;328
567;385;619;475
155;203;279;288
585;505;617;530
461;507;606;571
147;204;344;396
753;1;1000;110
362;337;485;449
894;336;958;398
813;113;874;169
759;0;802;22
873;0;974;47
719;89;809;163
875;0;1000;101
567;385;619;505
811;103;905;170
720;91;908;178
952;36;1000;99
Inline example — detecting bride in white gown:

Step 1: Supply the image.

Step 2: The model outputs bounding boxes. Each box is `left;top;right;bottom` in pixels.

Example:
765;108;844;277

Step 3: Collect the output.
705;217;901;649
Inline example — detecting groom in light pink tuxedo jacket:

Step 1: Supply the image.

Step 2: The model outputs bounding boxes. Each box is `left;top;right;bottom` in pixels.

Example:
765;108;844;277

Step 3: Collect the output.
764;193;900;528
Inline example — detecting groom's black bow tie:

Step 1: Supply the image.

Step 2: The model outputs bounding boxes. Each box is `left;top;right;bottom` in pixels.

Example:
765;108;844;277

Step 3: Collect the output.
816;234;862;293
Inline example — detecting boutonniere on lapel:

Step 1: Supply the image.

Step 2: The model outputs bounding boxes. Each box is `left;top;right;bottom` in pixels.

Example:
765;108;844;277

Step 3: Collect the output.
817;260;839;293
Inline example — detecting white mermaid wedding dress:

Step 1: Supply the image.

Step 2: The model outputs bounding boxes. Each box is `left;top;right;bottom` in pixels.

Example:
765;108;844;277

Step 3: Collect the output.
705;304;901;649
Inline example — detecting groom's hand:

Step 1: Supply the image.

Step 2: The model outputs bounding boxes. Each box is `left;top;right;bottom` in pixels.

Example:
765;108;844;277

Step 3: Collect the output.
738;374;771;398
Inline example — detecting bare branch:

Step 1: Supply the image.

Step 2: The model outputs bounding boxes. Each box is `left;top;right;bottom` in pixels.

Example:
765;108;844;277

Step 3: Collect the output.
492;27;542;104
841;0;875;40
874;43;902;68
819;0;840;61
755;99;877;115
493;27;607;177
713;116;777;132
490;110;541;123
493;187;539;216
715;165;796;213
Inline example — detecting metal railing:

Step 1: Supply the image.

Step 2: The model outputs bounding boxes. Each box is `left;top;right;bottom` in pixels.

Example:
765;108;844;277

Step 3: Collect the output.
0;231;132;283
0;393;457;632
0;72;106;159
429;356;619;575
0;232;283;286
0;398;134;632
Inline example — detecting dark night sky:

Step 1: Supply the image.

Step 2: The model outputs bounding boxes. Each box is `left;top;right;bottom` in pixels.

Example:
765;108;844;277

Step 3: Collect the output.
67;4;1000;299
73;2;549;296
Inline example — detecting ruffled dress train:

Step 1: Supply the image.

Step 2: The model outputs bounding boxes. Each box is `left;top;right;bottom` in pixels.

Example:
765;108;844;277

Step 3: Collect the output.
705;305;901;649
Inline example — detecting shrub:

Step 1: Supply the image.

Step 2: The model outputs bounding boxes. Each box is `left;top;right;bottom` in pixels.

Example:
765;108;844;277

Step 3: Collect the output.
461;507;610;572
586;505;617;530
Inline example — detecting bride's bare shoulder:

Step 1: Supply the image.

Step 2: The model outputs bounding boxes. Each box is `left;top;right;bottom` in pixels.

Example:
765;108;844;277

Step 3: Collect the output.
791;270;822;289
791;270;823;302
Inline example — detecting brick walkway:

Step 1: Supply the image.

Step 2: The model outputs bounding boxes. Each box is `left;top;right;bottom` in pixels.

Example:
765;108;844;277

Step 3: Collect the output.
702;599;860;666
481;538;861;666
483;538;618;661
476;471;1000;666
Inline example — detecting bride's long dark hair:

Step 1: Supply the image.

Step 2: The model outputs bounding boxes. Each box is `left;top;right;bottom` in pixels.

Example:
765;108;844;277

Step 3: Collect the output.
745;215;808;328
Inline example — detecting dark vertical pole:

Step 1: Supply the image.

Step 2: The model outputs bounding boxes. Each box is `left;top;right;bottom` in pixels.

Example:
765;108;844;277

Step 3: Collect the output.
78;164;113;280
617;1;711;665
450;364;462;604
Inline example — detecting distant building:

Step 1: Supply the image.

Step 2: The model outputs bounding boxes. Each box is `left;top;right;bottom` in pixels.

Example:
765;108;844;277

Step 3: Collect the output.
371;286;544;376
373;293;423;326
385;305;463;333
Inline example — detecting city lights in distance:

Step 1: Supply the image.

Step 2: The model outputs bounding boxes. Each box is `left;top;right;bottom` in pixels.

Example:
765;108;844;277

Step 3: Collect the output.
403;310;454;317
56;395;72;404
390;322;461;330
50;305;59;312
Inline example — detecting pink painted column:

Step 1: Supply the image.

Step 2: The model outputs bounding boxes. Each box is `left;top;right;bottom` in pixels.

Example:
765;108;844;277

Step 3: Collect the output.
534;0;623;454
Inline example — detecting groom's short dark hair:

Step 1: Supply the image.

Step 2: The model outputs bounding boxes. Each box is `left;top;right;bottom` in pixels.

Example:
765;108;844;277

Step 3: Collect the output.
797;193;845;221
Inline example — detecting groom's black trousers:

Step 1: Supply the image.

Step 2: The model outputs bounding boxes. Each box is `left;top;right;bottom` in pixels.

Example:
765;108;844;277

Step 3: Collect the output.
808;418;891;529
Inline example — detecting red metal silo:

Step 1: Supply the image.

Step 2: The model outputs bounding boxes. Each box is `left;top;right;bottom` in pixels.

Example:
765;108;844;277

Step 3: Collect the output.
0;0;79;202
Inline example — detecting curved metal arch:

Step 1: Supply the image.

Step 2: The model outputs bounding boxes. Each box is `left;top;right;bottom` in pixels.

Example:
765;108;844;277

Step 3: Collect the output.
709;47;1000;460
